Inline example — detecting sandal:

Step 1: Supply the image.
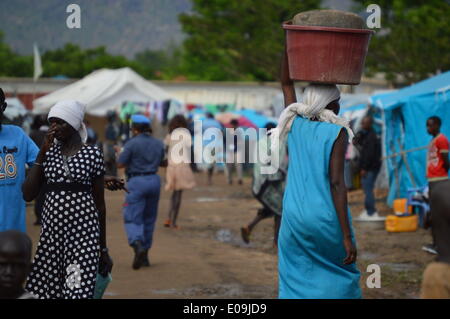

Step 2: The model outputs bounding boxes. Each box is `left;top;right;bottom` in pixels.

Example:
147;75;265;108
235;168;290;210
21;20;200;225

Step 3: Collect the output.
241;226;250;244
164;219;171;228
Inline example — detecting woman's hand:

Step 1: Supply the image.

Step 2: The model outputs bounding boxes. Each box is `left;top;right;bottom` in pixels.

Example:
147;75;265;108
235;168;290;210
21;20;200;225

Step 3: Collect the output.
40;124;56;155
343;237;357;265
98;250;113;277
104;176;128;192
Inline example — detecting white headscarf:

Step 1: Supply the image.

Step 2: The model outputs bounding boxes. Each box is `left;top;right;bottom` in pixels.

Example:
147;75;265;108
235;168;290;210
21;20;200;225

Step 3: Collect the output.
271;84;354;149
48;100;88;143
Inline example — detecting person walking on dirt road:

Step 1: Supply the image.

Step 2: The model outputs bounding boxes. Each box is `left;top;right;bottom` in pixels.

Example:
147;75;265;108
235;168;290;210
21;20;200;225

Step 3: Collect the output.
163;115;196;229
117;114;166;270
275;50;361;299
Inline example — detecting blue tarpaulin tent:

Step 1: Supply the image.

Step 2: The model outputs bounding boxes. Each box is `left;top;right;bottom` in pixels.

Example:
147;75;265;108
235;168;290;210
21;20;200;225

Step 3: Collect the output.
370;71;450;205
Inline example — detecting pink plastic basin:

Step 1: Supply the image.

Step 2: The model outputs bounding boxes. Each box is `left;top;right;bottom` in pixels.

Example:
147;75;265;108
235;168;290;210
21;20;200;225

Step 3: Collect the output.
282;21;374;85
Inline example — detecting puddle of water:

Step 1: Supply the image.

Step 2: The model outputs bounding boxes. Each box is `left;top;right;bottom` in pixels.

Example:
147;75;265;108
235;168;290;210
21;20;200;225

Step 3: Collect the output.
152;283;274;298
379;262;419;272
215;228;256;248
194;187;220;192
360;252;379;260
152;288;179;295
189;284;243;297
216;229;233;243
194;197;224;203
103;291;119;296
229;192;253;199
192;193;252;202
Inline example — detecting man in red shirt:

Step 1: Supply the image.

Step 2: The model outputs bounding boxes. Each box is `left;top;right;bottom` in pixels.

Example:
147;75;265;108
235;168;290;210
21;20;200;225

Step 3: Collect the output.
423;116;449;255
426;116;449;182
421;116;450;298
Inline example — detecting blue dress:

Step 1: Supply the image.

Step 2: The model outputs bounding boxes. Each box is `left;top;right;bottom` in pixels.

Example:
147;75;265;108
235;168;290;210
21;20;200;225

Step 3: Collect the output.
278;116;361;299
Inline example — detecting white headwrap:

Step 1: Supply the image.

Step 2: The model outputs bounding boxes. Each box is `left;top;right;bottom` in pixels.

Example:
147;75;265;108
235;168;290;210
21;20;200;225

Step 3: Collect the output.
48;100;88;143
271;84;354;149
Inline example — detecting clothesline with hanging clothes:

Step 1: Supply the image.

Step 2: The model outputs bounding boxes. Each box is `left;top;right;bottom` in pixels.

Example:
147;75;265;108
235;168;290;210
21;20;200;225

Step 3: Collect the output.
145;99;239;125
169;86;280;111
145;99;181;125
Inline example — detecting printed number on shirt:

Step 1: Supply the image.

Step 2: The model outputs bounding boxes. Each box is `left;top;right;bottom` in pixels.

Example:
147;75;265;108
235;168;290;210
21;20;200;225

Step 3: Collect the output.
0;154;17;179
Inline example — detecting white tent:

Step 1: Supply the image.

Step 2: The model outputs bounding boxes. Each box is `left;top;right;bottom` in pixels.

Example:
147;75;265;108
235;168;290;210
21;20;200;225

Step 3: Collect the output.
33;67;172;116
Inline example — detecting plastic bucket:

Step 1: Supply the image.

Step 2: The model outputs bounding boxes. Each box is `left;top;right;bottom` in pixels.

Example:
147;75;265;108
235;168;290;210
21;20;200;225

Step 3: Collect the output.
282;21;374;85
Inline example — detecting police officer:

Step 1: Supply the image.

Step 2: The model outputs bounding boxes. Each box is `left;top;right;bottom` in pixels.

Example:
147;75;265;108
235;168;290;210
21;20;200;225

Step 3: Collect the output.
117;114;166;270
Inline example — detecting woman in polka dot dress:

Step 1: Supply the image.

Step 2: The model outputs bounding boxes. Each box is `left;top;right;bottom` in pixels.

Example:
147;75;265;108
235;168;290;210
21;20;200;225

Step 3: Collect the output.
22;101;113;299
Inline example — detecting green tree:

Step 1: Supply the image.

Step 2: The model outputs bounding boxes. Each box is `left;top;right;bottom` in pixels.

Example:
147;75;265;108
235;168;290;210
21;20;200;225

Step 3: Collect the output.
134;47;184;79
0;31;32;77
135;49;170;78
42;44;142;78
178;0;321;81
0;29;184;80
355;0;450;85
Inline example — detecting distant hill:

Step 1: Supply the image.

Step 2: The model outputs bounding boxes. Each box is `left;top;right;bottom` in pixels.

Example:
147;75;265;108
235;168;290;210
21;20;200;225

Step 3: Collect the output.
0;0;191;58
0;0;355;58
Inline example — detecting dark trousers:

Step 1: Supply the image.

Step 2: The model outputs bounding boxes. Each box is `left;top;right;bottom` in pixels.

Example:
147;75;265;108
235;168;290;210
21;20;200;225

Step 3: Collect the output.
123;175;161;250
429;179;450;263
361;168;380;215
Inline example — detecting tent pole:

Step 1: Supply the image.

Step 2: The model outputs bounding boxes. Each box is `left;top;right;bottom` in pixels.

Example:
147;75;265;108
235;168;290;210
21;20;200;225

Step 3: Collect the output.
390;144;400;198
32;80;37;109
380;107;388;187
382;145;428;160
398;139;416;187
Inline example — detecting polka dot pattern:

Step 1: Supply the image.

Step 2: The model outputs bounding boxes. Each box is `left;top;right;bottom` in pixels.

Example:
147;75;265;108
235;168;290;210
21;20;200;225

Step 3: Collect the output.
26;143;105;299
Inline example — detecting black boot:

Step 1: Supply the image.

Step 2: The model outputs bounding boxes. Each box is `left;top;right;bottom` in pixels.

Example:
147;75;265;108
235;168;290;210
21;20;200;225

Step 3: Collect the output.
142;250;150;267
131;240;146;270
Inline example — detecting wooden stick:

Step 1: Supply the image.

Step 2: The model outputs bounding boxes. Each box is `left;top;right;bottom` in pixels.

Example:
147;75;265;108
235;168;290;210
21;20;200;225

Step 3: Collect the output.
381;145;427;160
390;143;400;198
399;139;416;187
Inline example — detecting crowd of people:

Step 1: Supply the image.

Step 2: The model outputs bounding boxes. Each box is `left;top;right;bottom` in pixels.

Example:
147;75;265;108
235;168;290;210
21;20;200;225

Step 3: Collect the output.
0;76;449;300
0;86;248;298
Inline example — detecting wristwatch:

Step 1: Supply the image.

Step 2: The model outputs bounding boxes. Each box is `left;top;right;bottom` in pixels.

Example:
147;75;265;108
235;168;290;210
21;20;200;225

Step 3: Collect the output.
100;247;109;254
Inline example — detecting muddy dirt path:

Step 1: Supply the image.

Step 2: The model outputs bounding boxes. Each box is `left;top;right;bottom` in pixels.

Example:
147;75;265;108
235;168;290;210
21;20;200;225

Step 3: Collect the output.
26;172;278;299
26;171;434;299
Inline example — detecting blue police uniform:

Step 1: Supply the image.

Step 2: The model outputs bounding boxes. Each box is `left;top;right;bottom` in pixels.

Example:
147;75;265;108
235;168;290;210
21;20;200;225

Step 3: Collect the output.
117;115;164;250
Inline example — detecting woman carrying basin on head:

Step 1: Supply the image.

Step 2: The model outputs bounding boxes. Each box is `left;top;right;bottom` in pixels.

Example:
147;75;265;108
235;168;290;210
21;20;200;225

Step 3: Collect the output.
276;51;361;299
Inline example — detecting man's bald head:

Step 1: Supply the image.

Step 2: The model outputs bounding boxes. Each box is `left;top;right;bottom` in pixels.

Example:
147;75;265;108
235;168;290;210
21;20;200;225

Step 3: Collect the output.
0;230;32;296
0;231;32;261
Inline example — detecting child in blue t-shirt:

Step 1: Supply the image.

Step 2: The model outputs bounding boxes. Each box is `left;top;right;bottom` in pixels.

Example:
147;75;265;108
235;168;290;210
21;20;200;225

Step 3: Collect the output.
0;88;39;232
